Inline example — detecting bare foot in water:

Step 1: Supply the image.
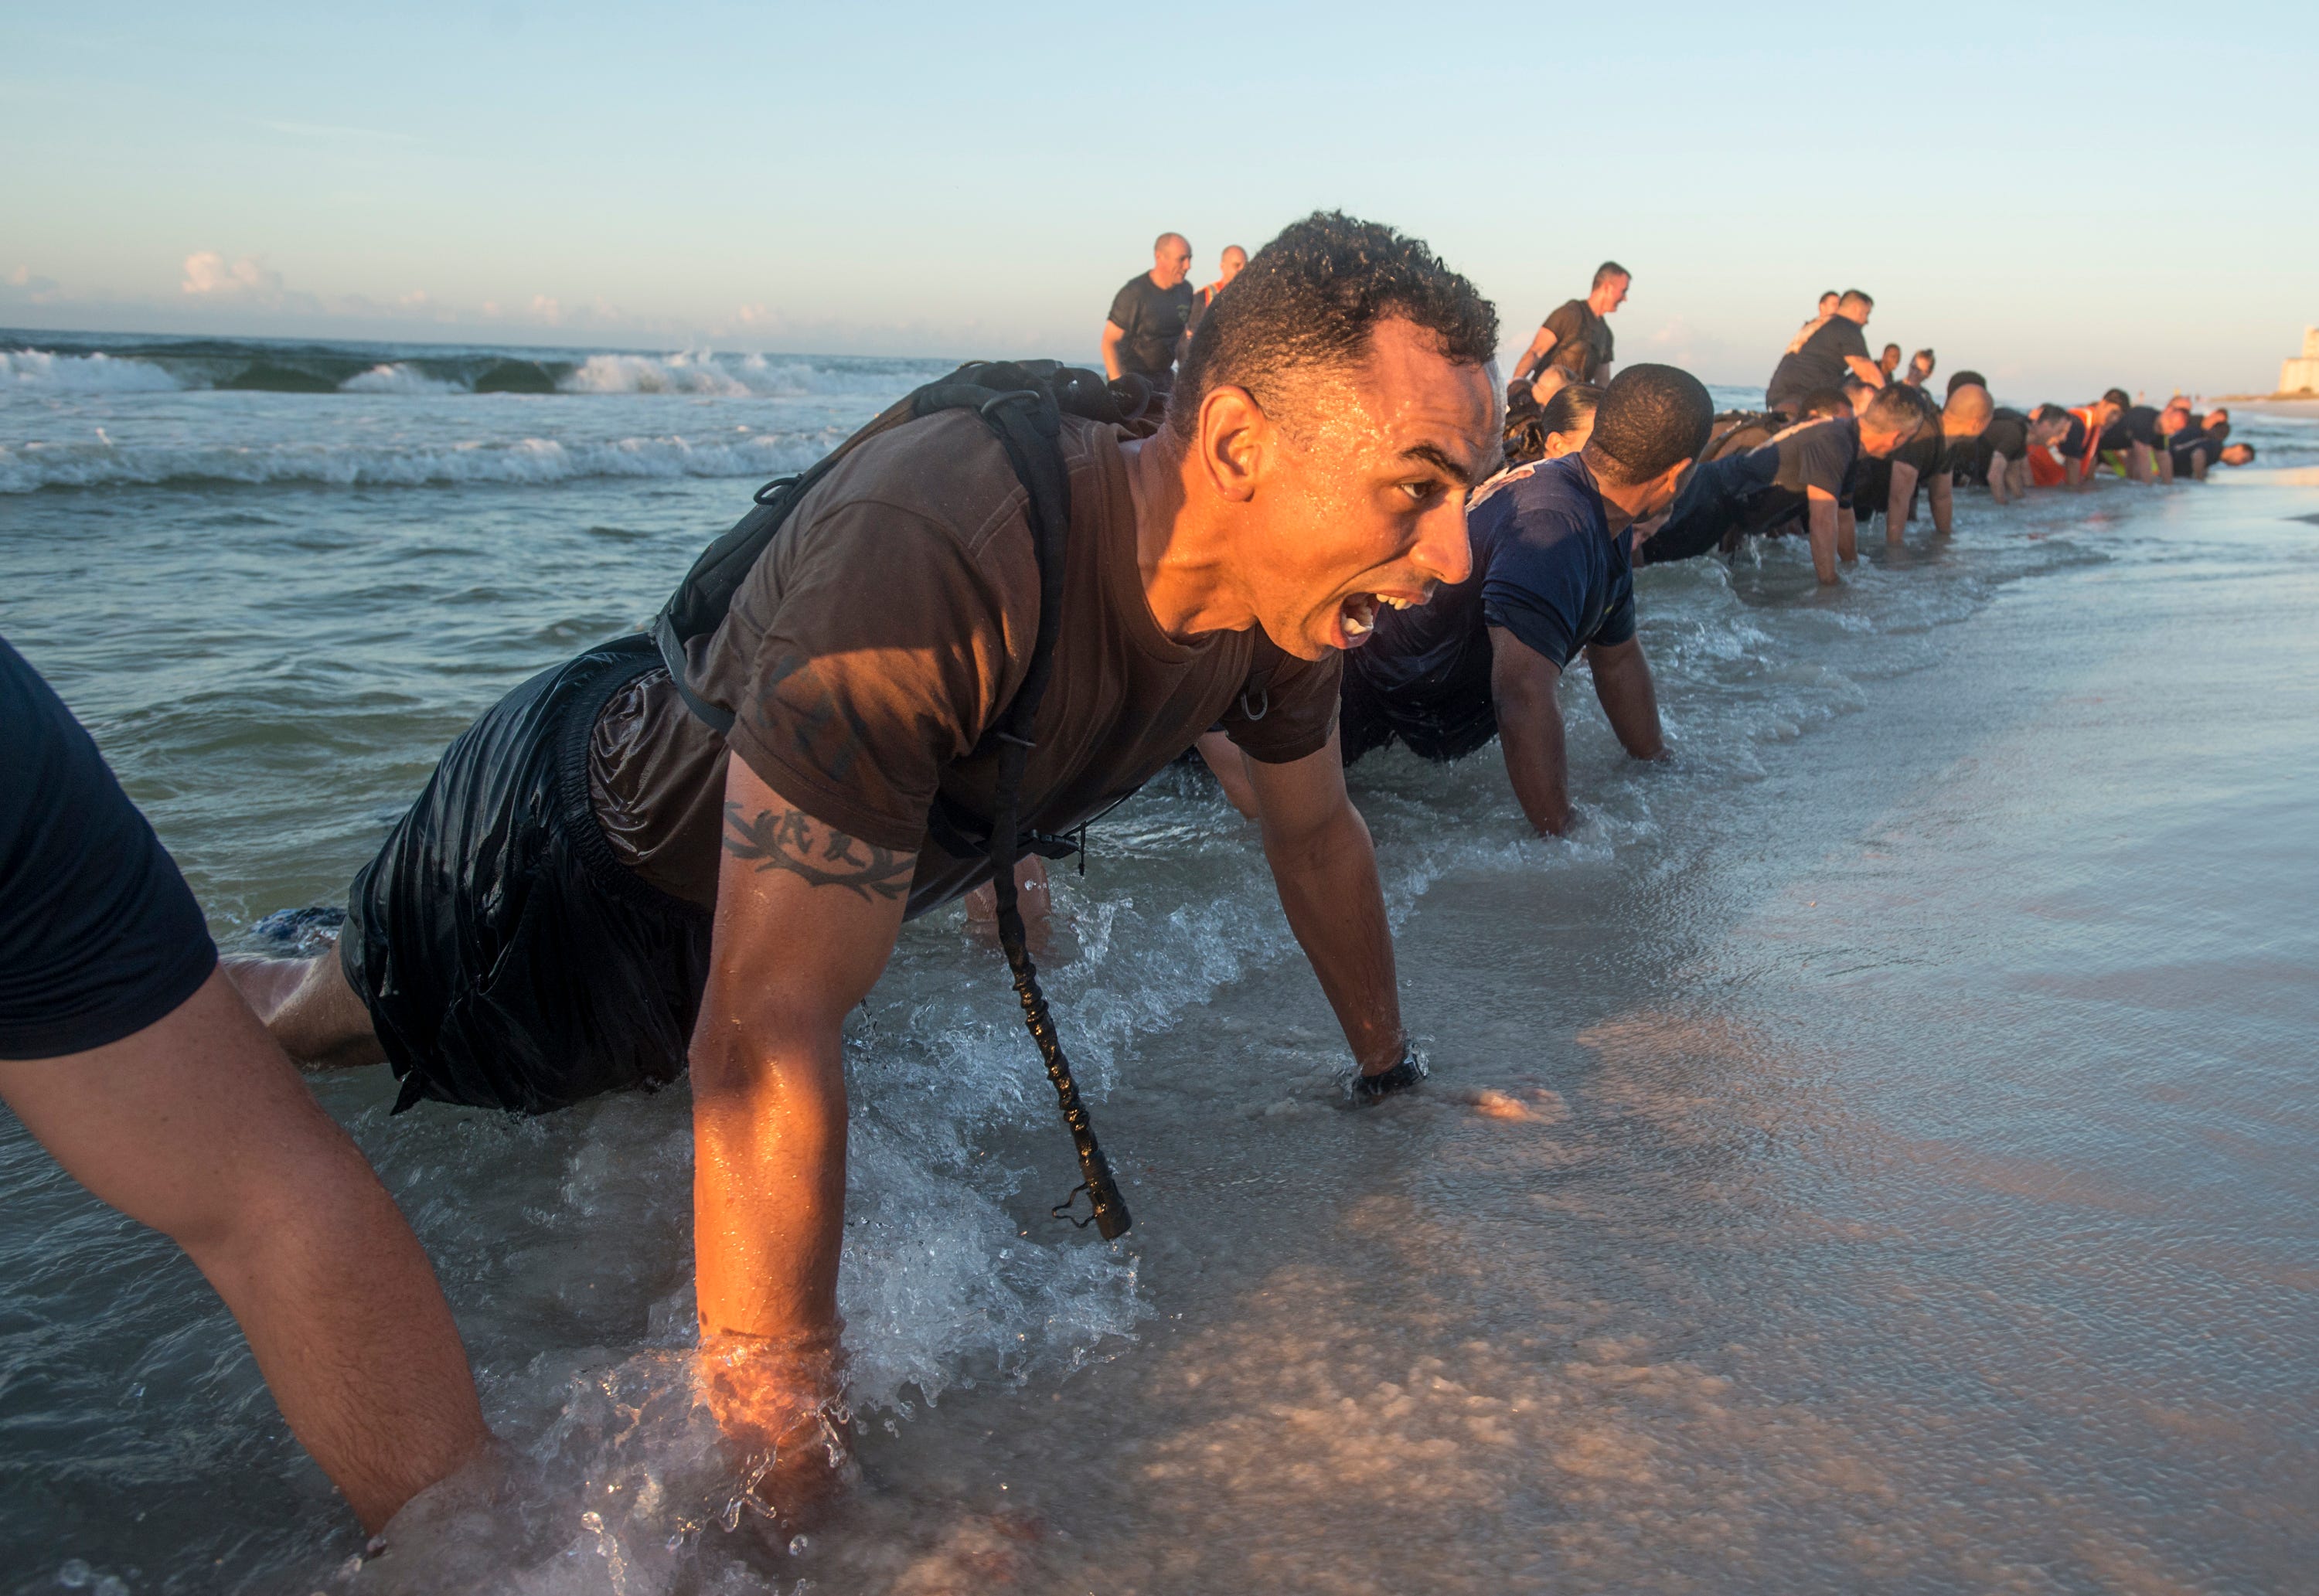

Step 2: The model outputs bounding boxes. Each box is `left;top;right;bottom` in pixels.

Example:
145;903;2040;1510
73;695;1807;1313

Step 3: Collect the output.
221;950;387;1070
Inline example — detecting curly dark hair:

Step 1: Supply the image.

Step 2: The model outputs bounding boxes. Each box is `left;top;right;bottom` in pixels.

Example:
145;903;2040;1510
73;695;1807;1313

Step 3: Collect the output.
1589;365;1713;485
1168;210;1498;443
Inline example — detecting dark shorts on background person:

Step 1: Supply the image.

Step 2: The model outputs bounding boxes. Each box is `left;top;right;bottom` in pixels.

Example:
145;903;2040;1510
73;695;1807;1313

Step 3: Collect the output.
1337;660;1498;767
342;635;713;1116
0;637;217;1060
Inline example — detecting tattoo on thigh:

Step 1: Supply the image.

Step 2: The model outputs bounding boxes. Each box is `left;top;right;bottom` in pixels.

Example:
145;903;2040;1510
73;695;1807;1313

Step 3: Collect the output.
722;802;912;900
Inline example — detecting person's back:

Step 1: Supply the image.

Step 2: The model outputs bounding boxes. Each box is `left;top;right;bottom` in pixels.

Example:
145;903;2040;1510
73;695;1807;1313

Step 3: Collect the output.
1641;411;1870;566
1766;291;1879;414
586;410;1332;928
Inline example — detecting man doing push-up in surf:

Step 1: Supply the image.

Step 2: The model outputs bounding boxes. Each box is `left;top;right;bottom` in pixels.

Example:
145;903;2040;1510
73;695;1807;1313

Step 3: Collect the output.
227;213;1503;1518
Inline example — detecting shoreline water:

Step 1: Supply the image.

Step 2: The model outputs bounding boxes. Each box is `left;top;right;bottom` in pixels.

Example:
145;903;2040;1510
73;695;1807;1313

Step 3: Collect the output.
4;350;2317;1592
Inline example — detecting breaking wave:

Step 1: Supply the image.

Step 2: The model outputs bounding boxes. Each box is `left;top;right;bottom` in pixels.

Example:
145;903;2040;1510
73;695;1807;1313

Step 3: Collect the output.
0;430;844;492
1;349;185;394
0;335;955;401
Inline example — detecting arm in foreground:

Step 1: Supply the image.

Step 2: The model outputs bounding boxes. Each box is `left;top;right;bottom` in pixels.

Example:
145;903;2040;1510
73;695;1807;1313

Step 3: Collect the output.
0;969;489;1534
1099;319;1129;382
1243;732;1408;1077
1489;625;1572;836
1844;355;1887;388
1928;468;1955;534
1807;489;1842;584
1195;727;1262;820
693;756;912;1493
1585;635;1665;761
1886;459;1919;540
1510;322;1560;384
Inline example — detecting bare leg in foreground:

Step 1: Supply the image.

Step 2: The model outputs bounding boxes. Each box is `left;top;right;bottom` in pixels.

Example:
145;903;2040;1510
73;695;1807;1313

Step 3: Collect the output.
0;968;488;1531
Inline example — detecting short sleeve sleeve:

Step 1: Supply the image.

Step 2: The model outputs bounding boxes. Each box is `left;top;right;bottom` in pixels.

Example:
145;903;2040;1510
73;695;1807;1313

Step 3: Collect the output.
1106;280;1142;333
1798;425;1854;497
1221;641;1340;764
1481;532;1589;669
723;509;1016;851
1589;564;1637;650
1832;321;1871;363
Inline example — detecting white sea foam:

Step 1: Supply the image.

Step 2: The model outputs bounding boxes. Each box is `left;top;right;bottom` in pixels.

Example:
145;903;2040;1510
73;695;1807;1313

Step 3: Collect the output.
0;430;839;492
0;349;182;393
340;361;457;396
556;350;953;399
560;352;755;397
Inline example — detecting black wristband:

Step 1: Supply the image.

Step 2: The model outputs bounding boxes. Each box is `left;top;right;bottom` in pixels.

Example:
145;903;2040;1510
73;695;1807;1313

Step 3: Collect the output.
1350;1047;1427;1104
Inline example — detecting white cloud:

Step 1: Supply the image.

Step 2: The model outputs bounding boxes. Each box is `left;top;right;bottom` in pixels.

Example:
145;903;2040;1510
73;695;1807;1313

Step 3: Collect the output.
3;266;64;304
181;250;295;301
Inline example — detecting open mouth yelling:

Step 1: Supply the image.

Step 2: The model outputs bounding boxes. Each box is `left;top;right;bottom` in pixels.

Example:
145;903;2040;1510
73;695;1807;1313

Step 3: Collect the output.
1337;590;1420;647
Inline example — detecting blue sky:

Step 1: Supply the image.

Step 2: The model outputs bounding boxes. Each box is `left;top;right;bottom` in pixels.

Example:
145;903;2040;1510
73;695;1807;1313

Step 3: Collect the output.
3;1;2312;397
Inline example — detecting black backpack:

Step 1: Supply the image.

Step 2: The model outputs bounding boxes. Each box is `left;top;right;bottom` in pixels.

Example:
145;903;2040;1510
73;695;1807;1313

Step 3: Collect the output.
650;359;1156;1239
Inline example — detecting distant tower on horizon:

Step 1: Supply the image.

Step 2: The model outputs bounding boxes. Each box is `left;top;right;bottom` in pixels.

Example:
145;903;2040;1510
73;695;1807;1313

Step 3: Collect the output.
2282;327;2319;396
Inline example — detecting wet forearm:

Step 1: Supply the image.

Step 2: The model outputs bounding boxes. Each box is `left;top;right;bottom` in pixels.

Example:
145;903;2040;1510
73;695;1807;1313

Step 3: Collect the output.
1887;463;1915;537
1589;644;1663;761
1497;684;1572;835
1261;801;1405;1070
691;1028;850;1345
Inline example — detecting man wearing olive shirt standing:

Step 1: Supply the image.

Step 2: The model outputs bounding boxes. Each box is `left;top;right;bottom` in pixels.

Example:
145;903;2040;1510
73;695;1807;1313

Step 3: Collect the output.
1509;261;1629;395
1102;231;1197;393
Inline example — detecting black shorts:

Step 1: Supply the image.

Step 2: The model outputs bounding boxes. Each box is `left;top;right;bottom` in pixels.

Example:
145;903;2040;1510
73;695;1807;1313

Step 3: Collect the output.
1;638;217;1059
1337;663;1497;768
342;635;713;1114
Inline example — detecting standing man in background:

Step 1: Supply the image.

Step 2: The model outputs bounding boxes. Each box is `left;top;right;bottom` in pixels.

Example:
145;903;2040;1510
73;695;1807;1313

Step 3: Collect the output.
1766;290;1884;416
1509;261;1629;398
1102;232;1196;392
1786;290;1842;352
1190;245;1246;332
1177;244;1247;368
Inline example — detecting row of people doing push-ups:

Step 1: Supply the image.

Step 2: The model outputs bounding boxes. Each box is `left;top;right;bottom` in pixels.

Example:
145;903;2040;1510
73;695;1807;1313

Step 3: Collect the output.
1197;274;2247;835
0;213;2253;1541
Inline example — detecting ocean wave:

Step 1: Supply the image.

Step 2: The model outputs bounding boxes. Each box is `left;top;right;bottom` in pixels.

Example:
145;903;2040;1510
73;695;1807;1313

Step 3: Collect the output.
0;430;840;492
0;338;955;400
559;351;753;396
1;349;183;393
339;361;458;396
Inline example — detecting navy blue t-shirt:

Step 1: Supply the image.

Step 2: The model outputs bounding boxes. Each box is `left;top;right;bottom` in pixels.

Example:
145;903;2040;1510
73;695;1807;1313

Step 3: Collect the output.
1342;454;1636;762
1639;415;1860;564
1;637;216;1058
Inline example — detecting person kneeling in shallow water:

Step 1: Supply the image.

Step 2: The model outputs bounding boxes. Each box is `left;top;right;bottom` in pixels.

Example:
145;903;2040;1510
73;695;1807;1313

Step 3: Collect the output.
226;212;1503;1520
0;638;488;1536
1328;366;1710;835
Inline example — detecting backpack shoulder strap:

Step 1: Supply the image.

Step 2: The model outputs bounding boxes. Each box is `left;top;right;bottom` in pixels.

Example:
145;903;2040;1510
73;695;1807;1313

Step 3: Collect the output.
651;361;1152;740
